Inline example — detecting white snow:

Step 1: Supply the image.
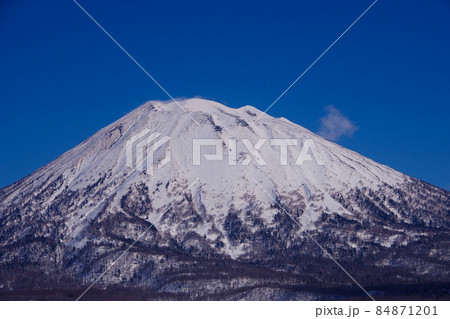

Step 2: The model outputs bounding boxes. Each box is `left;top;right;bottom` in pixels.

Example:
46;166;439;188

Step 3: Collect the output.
0;98;410;257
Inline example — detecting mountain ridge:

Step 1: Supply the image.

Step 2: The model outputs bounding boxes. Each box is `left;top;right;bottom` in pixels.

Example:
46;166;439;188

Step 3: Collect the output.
0;98;448;300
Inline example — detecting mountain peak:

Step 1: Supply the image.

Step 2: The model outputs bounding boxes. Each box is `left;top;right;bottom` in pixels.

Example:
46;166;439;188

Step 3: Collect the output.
139;98;234;113
133;98;264;122
0;97;448;300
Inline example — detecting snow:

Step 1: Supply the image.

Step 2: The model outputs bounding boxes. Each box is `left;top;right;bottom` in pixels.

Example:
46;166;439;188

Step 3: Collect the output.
0;98;410;257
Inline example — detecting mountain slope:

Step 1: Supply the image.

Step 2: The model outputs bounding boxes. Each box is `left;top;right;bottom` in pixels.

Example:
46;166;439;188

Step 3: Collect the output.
0;98;448;300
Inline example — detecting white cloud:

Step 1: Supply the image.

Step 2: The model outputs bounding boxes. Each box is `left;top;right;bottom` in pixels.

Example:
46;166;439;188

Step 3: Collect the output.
318;105;358;141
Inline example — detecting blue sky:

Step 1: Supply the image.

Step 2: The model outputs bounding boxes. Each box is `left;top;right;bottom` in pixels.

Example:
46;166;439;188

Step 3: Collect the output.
0;0;449;189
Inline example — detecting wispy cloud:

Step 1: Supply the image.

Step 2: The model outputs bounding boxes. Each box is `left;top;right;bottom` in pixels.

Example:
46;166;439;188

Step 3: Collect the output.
318;105;358;141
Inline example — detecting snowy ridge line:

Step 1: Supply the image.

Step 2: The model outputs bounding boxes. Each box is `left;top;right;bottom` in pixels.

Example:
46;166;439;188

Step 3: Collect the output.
0;98;448;300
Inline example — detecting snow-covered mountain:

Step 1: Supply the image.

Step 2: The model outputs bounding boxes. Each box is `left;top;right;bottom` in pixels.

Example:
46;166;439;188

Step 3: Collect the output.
0;98;448;300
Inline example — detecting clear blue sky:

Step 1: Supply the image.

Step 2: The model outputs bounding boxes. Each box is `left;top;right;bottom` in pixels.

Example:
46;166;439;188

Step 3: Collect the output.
0;0;449;189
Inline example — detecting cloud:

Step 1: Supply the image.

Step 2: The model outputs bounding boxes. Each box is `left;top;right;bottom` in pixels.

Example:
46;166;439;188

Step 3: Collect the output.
317;105;358;141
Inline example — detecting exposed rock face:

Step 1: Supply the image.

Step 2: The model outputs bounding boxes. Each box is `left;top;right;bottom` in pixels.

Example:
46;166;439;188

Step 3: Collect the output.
0;99;448;300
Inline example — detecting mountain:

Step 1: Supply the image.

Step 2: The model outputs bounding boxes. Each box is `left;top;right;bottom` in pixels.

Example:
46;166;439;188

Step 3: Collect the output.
0;98;448;300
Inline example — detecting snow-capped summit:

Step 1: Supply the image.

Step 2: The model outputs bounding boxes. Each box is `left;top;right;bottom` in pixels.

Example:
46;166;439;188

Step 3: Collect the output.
0;98;448;300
